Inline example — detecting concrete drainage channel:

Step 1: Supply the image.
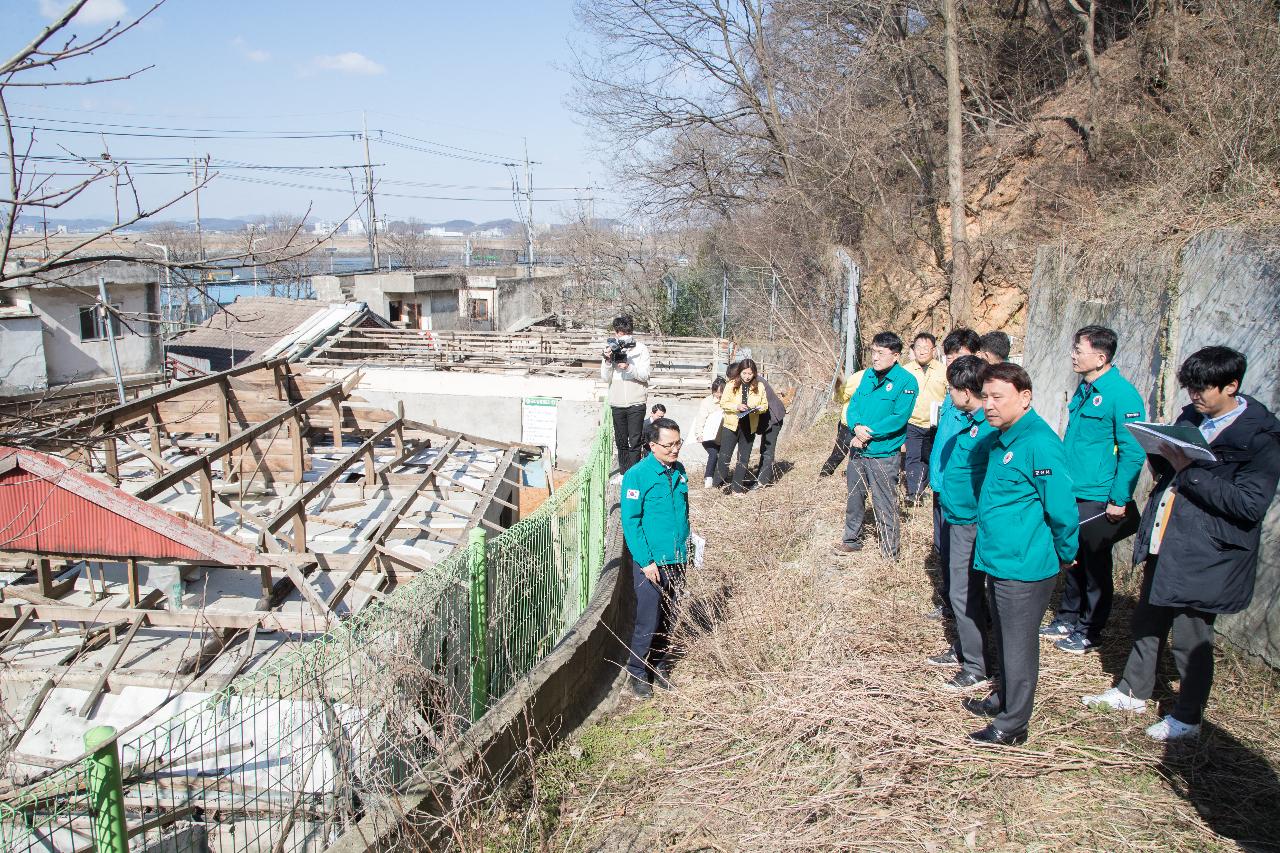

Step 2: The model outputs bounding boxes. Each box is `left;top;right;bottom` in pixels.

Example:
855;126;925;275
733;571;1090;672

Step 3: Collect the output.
327;492;632;853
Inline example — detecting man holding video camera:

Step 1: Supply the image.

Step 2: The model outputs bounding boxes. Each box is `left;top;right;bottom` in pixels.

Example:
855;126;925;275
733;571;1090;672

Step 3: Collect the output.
601;315;652;474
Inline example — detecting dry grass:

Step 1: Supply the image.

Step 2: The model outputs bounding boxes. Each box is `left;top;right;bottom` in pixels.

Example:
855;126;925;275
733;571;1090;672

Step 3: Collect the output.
470;418;1280;852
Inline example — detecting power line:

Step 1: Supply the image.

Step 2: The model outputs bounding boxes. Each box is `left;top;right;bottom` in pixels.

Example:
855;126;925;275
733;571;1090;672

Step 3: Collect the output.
9;123;355;141
216;173;594;203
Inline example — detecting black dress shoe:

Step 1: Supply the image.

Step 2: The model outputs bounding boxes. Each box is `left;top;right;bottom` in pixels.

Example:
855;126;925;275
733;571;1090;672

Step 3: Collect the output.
968;724;1028;746
962;693;1001;719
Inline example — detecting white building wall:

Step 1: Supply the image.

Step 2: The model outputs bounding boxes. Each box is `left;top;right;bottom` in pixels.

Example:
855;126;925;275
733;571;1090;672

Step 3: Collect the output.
33;282;162;386
0;314;49;396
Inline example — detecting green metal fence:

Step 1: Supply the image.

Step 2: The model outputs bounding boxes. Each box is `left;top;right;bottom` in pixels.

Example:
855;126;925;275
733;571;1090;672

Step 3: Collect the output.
0;411;614;853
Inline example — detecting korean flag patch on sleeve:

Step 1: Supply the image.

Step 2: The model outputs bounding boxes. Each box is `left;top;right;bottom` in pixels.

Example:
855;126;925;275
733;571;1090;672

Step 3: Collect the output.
625;488;640;500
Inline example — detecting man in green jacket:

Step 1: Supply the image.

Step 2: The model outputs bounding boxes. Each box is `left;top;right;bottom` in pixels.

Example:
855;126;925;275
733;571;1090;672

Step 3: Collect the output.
833;332;919;560
927;356;999;691
1043;326;1146;654
964;363;1079;746
621;418;691;698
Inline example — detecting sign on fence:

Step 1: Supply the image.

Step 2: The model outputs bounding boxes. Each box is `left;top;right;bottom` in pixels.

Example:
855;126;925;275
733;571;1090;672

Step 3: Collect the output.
522;396;559;462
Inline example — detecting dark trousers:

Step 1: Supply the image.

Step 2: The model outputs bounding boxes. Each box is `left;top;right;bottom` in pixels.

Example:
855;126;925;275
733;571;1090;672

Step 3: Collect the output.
1056;499;1131;640
933;494;952;608
626;560;685;681
716;422;757;493
987;574;1056;734
820;422;854;475
702;440;719;481
844;455;902;557
757;415;783;486
904;424;935;499
611;403;646;473
1116;558;1218;725
949;523;988;678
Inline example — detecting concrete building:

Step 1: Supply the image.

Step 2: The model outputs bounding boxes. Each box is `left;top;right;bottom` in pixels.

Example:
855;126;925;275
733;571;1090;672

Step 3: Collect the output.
311;266;568;332
0;260;163;397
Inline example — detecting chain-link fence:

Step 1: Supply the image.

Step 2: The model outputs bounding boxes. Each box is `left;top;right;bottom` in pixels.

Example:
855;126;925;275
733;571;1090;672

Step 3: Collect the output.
0;411;614;853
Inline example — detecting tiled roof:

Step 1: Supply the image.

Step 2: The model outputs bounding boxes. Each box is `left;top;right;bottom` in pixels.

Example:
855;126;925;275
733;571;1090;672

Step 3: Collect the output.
168;296;327;356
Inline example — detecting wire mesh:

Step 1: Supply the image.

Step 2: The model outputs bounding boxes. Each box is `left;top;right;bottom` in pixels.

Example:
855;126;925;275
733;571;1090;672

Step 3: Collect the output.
0;409;614;853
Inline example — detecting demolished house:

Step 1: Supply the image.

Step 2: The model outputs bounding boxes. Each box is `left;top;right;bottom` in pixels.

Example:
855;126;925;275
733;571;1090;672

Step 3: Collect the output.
0;357;536;775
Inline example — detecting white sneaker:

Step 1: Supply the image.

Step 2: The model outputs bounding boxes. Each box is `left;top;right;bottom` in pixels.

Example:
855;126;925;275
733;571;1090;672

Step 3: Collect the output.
1146;715;1201;742
704;476;713;488
1081;687;1147;713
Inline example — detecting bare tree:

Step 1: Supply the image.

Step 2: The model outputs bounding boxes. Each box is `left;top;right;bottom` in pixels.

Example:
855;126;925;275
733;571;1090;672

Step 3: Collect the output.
943;0;972;326
239;214;316;299
384;219;442;269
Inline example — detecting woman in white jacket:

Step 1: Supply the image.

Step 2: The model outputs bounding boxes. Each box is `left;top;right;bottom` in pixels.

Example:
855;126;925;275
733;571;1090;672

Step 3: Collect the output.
694;377;727;487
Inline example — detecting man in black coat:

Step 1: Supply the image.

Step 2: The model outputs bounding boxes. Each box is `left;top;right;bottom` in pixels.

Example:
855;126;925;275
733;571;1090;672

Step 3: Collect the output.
1083;346;1280;741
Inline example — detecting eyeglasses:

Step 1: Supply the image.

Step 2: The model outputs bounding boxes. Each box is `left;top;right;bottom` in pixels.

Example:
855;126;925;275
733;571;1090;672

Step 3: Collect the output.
653;439;684;450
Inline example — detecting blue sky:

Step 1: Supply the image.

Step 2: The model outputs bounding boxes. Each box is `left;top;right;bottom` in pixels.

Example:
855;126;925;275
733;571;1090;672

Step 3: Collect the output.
5;0;615;224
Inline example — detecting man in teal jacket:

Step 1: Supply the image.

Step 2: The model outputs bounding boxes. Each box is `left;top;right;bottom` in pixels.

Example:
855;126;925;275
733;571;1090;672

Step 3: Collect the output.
926;327;982;620
928;356;999;690
834;331;919;560
621;418;691;698
964;363;1079;746
1043;326;1146;654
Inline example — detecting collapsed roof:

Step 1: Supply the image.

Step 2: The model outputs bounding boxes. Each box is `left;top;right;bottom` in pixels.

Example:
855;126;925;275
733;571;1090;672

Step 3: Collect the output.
0;357;535;770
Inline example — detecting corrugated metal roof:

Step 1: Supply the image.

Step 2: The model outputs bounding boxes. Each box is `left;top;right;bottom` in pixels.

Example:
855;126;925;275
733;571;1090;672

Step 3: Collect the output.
0;448;260;564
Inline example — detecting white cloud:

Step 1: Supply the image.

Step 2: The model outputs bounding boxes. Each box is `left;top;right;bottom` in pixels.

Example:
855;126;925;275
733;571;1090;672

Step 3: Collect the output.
231;36;270;63
38;0;129;24
308;52;386;76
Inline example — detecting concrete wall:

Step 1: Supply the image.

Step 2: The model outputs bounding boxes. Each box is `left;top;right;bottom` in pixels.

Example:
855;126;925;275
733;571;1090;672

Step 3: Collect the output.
1023;228;1280;666
1175;230;1280;665
0;314;48;396
32;281;162;386
352;366;705;468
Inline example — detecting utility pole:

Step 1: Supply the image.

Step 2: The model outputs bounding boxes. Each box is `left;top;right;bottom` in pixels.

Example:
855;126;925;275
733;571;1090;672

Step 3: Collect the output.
192;156;206;261
362;112;381;270
834;249;861;375
98;276;127;404
720;269;729;339
769;268;778;340
523;138;534;281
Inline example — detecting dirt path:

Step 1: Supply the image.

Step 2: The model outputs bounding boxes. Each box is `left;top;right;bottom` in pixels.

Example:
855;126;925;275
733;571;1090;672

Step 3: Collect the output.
471;420;1280;853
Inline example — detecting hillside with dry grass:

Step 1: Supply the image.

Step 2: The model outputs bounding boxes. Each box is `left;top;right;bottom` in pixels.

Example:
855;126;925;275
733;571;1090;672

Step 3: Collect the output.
468;419;1280;852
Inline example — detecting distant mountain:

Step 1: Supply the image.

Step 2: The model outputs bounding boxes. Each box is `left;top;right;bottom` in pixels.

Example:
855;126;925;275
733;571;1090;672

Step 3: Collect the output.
473;219;522;234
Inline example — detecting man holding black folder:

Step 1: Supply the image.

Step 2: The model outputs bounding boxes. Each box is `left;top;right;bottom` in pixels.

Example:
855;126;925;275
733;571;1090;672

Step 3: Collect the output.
1042;326;1146;654
1083;346;1280;740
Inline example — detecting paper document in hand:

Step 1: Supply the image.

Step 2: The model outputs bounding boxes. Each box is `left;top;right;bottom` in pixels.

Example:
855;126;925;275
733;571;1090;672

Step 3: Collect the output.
1125;422;1216;462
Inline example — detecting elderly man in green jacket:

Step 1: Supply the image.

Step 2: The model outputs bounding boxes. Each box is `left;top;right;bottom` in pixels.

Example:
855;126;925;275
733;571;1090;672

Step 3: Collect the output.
833;331;919;560
964;363;1079;746
621;417;691;698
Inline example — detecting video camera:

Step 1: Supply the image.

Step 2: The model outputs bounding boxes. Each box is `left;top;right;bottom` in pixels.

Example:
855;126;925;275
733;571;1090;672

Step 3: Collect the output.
606;337;636;365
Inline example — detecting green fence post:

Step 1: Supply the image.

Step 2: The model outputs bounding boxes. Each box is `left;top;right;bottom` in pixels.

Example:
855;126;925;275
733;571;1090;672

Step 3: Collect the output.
84;726;128;853
587;449;604;597
578;478;591;613
468;527;489;722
